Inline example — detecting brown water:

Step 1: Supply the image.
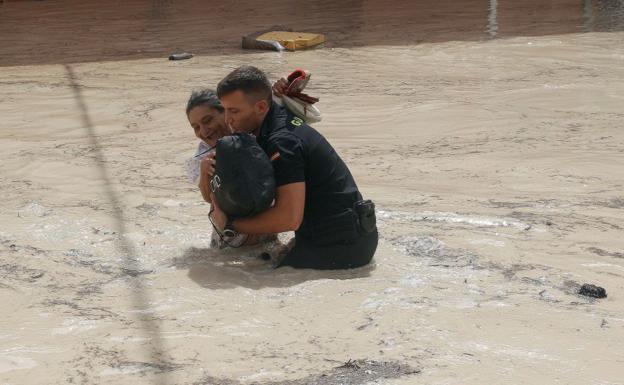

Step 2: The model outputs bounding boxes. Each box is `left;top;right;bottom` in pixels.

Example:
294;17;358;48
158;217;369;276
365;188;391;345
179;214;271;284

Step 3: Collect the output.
1;1;624;384
1;0;624;66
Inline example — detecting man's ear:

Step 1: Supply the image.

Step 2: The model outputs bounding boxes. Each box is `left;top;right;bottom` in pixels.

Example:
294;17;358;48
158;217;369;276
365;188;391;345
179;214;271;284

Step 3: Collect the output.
255;99;269;115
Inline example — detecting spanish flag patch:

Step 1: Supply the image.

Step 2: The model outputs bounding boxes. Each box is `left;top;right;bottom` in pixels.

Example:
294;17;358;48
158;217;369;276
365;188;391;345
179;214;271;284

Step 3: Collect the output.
270;152;281;161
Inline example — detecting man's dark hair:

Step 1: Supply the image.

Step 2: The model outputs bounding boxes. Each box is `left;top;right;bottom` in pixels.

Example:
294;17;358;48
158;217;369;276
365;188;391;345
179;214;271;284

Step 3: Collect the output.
186;88;224;115
217;66;272;104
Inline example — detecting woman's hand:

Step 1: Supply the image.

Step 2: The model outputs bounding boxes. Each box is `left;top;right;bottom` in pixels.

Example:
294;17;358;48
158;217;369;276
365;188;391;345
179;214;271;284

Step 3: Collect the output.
272;77;289;97
200;151;216;179
198;151;216;203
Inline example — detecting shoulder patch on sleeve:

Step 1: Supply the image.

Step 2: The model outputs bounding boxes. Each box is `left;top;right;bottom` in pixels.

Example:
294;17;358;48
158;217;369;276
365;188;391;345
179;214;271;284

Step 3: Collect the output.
290;117;304;127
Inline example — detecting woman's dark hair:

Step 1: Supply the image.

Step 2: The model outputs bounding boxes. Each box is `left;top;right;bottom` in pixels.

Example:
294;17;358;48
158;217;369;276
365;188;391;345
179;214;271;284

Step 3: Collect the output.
217;65;272;104
186;88;224;115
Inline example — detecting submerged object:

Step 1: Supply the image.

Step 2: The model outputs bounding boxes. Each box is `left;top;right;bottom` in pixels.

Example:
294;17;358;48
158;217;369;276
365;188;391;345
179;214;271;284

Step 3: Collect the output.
256;31;325;51
243;38;285;52
242;25;290;51
242;26;325;52
210;134;275;218
169;52;194;60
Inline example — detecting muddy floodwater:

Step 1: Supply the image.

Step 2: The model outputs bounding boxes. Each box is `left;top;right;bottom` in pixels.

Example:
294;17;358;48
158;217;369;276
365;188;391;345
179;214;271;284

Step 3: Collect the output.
1;1;624;384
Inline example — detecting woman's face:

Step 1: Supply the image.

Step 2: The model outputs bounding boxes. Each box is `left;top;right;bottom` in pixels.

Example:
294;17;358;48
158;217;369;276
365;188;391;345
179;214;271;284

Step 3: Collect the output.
187;105;230;147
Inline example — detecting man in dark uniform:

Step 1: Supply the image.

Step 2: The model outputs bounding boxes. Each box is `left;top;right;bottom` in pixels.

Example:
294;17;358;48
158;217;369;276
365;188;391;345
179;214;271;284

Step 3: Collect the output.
209;65;377;269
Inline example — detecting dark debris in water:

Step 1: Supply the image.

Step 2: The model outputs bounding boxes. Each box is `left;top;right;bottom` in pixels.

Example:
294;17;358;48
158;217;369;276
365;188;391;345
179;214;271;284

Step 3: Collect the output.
64;343;183;384
603;197;624;209
578;283;607;299
121;267;153;277
63;248;117;275
42;299;120;320
587;246;624;259
1;236;48;256
195;359;419;385
0;262;47;284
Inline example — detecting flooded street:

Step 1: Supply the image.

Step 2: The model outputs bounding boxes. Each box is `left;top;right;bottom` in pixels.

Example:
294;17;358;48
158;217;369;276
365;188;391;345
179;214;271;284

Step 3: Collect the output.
1;1;624;384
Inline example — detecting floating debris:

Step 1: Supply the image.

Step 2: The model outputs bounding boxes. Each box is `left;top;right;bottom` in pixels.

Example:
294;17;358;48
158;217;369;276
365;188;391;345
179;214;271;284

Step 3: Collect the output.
255;31;325;51
242;25;325;52
168;52;193;60
578;283;607;299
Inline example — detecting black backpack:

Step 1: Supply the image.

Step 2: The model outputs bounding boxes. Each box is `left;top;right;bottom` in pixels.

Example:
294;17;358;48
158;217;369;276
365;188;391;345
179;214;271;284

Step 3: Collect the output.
210;134;276;218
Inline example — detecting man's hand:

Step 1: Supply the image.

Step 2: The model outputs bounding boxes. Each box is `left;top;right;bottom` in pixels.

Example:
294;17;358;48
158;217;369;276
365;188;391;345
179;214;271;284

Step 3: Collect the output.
272;77;289;97
209;198;228;231
200;151;216;179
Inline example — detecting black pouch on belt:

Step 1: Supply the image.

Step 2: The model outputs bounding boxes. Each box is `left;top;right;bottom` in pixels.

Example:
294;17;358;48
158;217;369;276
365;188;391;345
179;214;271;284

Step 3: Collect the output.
305;209;360;246
354;199;377;234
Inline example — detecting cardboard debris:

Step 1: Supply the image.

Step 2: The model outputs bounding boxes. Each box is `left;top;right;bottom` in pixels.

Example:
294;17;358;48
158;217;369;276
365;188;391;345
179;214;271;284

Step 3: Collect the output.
242;26;325;51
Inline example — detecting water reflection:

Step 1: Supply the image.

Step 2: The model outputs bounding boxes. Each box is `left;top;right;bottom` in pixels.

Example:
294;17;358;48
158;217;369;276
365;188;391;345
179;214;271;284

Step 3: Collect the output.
584;0;596;31
487;0;499;38
488;0;624;39
591;0;624;31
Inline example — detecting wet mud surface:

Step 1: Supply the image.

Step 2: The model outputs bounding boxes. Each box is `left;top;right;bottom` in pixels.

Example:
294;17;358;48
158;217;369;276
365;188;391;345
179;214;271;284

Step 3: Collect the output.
197;360;419;385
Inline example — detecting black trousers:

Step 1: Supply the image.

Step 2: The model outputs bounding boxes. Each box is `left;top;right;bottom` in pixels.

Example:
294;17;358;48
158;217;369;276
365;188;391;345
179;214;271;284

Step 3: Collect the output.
278;229;378;270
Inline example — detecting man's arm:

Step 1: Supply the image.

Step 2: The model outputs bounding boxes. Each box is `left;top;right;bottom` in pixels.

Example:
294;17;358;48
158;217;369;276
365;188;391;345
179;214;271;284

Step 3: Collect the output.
212;182;305;235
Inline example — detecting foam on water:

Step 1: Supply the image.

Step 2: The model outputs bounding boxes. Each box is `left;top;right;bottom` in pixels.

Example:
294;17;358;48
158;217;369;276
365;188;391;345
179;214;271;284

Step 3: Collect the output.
469;238;506;247
378;209;532;230
51;318;100;335
20;202;52;218
238;369;286;382
0;355;37;373
99;364;151;376
159;332;213;340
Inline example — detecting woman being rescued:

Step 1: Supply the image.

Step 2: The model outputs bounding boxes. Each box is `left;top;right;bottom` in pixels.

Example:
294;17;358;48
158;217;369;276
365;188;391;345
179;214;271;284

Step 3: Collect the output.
185;88;276;248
